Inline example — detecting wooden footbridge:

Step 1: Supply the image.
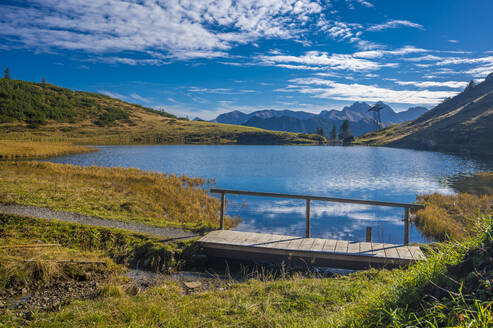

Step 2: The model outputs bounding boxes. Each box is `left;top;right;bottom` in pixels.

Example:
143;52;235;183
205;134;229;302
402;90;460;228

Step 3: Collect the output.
199;189;426;269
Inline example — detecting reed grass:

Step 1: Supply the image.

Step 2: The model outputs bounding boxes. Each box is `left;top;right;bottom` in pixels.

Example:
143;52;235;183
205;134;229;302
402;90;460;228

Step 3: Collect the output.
0;161;237;231
0;243;118;291
0;140;95;159
414;192;493;241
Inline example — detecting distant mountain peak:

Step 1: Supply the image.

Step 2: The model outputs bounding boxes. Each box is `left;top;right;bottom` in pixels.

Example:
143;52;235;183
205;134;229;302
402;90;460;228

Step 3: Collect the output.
486;72;493;82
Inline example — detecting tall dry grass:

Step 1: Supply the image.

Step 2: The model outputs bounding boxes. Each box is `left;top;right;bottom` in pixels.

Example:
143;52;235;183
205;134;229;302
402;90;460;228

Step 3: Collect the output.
0;140;95;159
0;243;115;290
0;161;235;230
414;192;493;241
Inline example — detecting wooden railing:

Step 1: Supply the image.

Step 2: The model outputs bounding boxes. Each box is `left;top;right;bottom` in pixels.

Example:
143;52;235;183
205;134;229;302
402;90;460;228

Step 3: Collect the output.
210;188;425;245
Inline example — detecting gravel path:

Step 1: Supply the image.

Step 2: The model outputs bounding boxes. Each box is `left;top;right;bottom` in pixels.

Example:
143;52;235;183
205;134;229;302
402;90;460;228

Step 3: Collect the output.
0;203;199;241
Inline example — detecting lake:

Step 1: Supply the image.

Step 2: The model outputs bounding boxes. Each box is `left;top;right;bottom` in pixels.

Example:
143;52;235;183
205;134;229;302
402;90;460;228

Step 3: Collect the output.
47;145;491;244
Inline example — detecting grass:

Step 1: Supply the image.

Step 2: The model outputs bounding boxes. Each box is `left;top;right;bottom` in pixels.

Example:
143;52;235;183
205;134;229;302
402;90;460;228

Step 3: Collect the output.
0;78;326;145
0;242;119;292
3;266;396;327
0;140;95;159
337;215;492;328
0;214;196;273
1;216;490;328
414;193;493;241
413;171;493;241
1;206;492;327
0;161;237;231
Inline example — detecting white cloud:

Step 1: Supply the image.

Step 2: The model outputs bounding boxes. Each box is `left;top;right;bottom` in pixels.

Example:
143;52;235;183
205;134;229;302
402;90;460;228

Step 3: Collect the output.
354;0;374;8
367;20;424;32
353;46;428;58
437;56;493;66
99;90;127;100
465;64;493;77
325;22;358;40
259;51;395;71
0;0;324;61
94;57;166;66
448;39;459;43
394;81;468;89
403;55;443;62
188;87;256;94
130;93;150;103
281;78;458;105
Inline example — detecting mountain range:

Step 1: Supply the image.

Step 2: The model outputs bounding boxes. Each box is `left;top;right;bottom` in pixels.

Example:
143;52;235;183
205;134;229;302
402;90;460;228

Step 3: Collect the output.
357;73;493;157
212;102;428;136
0;78;324;145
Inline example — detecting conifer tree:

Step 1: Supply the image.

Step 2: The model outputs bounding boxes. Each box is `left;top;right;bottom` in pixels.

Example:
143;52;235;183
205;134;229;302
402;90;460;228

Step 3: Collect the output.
4;67;10;79
330;125;337;139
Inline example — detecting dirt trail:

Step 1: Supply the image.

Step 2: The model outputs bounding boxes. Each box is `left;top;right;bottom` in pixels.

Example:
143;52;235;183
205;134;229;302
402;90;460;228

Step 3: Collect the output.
0;203;199;241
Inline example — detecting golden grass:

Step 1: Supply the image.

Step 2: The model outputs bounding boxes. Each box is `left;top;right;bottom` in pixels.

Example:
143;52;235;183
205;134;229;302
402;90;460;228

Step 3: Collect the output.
415;192;493;241
0;161;235;230
0;241;117;290
0;140;95;159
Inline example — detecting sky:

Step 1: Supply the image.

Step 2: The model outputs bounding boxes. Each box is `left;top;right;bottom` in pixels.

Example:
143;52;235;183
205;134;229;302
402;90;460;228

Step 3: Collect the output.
1;0;492;120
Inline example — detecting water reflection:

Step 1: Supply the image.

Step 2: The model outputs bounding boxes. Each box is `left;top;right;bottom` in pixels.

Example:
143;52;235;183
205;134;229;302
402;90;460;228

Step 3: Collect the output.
46;145;492;244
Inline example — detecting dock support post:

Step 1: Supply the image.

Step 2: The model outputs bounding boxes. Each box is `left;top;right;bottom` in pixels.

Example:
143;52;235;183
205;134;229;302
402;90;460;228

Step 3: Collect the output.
219;192;225;230
366;226;372;242
404;207;410;245
306;199;311;238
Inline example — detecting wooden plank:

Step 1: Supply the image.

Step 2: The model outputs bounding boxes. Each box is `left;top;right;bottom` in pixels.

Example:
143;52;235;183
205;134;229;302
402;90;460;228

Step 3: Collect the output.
199;231;425;270
384;245;400;259
311;238;326;252
358;242;373;256
254;234;284;247
371;243;387;258
347;242;360;255
334;240;349;254
298;238;316;251
268;236;299;249
409;246;425;260
395;246;413;260
286;237;304;250
232;232;257;245
322;239;337;253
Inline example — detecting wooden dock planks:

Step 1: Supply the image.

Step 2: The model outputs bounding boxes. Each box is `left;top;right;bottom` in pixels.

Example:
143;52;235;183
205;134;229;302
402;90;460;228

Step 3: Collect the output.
199;230;425;269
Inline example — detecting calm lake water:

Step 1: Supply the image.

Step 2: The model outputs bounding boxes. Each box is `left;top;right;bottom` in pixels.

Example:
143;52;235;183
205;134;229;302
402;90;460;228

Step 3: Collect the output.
47;145;492;244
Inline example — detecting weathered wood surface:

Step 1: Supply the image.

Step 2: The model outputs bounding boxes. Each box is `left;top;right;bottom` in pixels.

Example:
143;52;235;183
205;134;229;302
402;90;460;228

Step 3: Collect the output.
199;230;425;269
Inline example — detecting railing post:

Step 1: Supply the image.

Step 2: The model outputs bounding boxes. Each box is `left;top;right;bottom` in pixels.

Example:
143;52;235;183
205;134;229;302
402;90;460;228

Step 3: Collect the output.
366;226;372;242
403;207;410;245
306;199;311;238
219;192;225;230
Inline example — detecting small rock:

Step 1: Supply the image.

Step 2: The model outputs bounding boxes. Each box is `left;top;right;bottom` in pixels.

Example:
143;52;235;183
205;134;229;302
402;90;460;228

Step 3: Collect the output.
183;281;202;289
21;288;28;295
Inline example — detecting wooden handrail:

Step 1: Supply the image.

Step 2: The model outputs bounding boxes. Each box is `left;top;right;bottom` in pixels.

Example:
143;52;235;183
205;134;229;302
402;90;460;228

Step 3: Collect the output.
210;188;425;209
210;188;424;245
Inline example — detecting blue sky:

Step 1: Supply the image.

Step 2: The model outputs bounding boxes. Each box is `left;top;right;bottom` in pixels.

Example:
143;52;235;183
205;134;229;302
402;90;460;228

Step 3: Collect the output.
1;0;492;119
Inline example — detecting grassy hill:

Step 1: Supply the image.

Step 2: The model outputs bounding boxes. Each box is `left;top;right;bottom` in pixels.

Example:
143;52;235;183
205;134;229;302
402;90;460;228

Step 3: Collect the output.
356;73;493;157
0;78;325;145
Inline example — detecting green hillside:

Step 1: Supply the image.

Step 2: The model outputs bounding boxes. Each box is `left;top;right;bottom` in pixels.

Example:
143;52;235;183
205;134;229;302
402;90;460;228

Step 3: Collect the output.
356;73;493;157
0;78;325;145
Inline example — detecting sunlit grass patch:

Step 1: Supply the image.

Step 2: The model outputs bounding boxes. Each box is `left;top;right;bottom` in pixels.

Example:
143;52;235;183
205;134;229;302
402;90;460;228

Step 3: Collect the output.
0;161;237;230
415;193;493;241
0;140;95;159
